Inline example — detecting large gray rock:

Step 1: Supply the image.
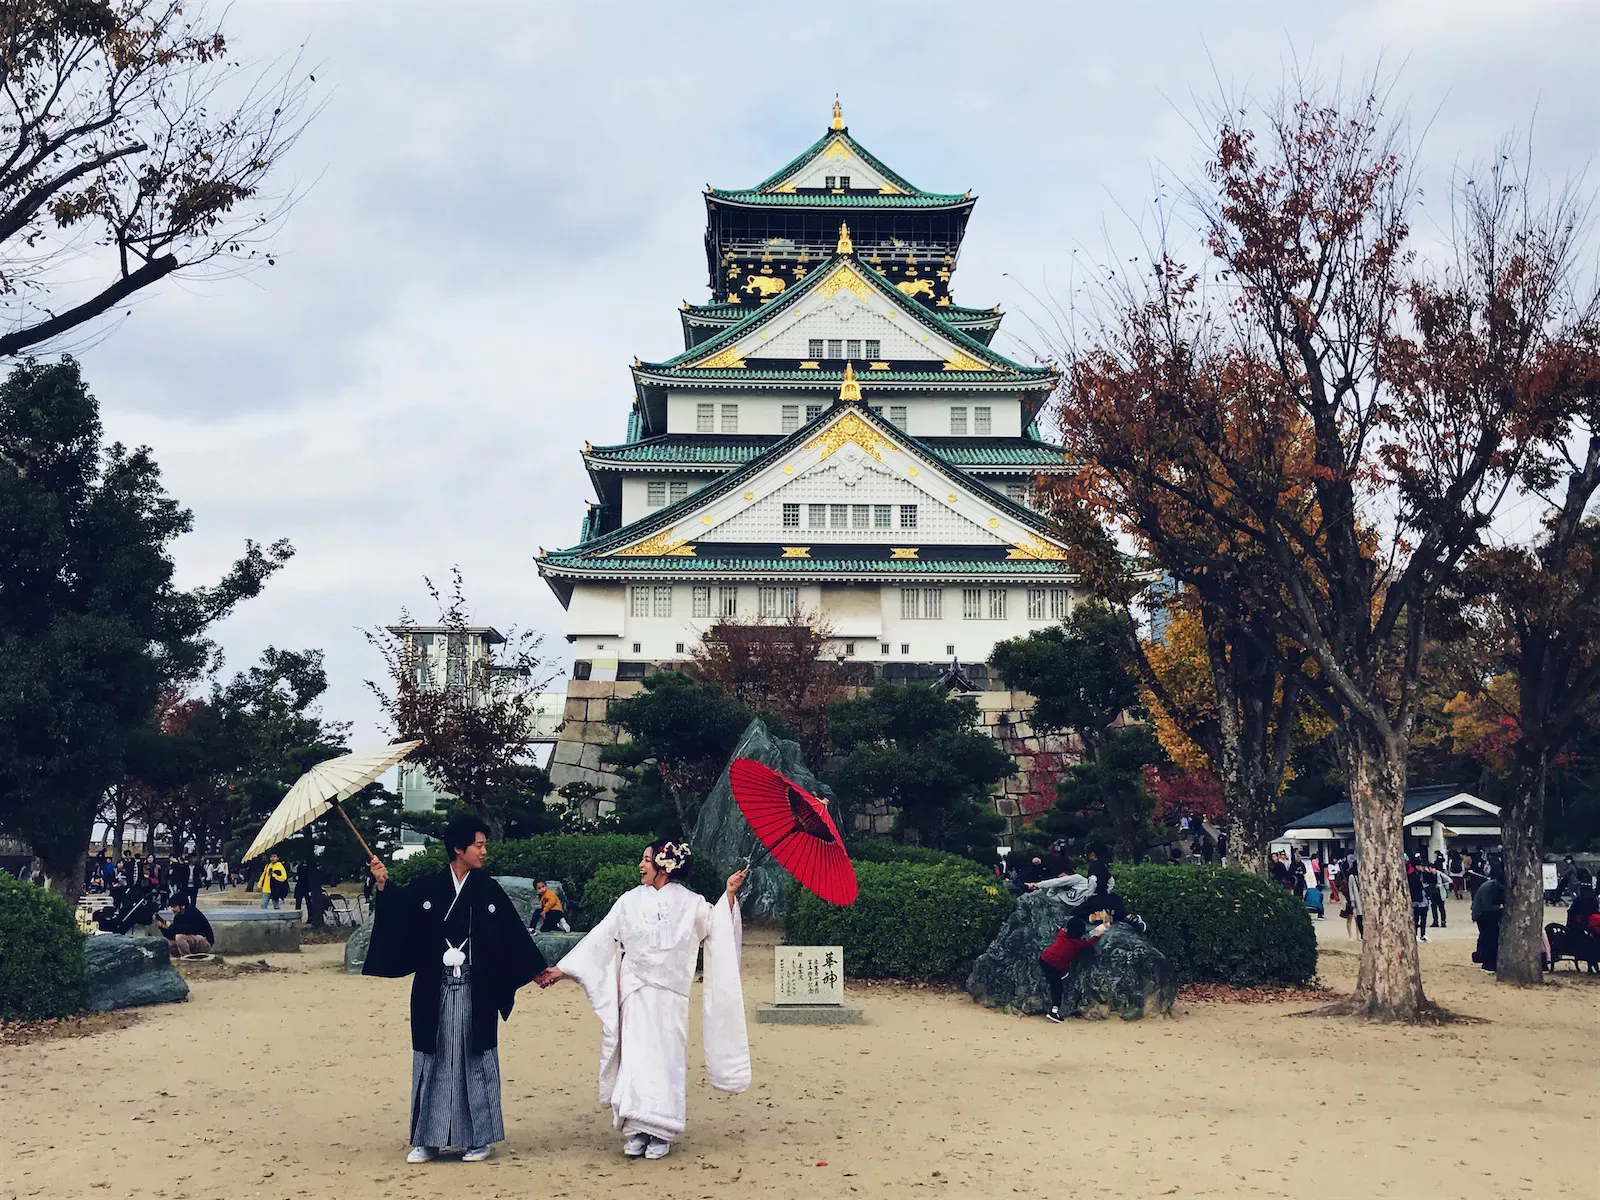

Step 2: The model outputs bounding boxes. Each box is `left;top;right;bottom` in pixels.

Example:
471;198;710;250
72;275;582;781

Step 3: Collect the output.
534;931;585;963
691;718;844;918
495;877;571;927
966;890;1175;1020
85;935;190;1011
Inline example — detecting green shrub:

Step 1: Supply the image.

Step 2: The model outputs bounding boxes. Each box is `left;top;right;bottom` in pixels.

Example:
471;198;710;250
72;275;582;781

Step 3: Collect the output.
386;834;650;893
844;839;991;876
0;875;87;1019
580;863;642;929
1114;864;1316;986
784;861;1013;982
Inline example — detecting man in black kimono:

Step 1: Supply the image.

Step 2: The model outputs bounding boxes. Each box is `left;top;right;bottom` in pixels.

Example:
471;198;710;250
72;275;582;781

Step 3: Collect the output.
363;814;545;1164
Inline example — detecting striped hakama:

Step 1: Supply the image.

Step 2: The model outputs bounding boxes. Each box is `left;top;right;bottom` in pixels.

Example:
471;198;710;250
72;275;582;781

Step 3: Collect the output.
409;965;504;1149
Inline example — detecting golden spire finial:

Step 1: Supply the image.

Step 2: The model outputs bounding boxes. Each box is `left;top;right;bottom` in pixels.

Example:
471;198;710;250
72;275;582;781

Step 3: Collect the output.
836;222;853;256
831;96;844;131
839;361;861;402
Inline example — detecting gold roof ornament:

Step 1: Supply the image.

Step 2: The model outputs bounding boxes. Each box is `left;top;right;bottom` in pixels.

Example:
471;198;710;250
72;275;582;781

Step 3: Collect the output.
836;222;854;256
838;361;862;402
831;96;844;130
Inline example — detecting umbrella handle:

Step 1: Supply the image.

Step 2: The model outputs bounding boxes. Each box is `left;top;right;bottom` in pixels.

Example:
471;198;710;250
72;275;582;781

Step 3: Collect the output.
742;827;799;875
332;801;377;863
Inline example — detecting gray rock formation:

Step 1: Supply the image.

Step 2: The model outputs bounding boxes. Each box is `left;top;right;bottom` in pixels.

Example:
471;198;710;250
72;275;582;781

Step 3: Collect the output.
966;890;1175;1019
691;718;844;918
534;931;585;963
85;935;190;1011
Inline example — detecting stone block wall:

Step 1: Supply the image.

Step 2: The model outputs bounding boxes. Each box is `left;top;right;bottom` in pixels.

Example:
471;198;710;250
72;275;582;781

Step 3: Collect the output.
546;675;1078;834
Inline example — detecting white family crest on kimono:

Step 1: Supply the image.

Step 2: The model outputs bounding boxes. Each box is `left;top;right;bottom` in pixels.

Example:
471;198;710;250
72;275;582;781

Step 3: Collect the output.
559;881;750;1143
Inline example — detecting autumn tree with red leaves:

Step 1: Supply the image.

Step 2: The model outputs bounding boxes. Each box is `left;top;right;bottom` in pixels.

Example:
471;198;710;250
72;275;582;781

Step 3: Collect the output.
1050;76;1584;1020
688;613;843;763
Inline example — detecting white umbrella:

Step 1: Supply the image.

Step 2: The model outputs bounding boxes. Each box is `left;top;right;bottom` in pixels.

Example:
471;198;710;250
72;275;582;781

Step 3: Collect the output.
243;741;421;863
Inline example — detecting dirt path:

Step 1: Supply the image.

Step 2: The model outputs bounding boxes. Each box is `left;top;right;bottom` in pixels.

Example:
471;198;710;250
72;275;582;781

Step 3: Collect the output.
2;927;1593;1200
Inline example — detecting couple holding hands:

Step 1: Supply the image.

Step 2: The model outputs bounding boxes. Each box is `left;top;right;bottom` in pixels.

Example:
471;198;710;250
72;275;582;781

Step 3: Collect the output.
363;814;749;1164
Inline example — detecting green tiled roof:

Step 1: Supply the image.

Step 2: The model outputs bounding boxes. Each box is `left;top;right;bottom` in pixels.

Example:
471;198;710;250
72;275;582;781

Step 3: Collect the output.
712;126;969;208
708;190;970;209
585;434;1067;469
541;552;1073;576
645;251;1052;381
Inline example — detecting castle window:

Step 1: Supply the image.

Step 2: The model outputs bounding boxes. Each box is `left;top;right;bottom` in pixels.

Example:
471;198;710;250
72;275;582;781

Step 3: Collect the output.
881;643;891;655
696;402;714;432
838;175;851;189
949;407;968;435
758;586;799;618
901;588;942;619
1005;482;1027;504
988;589;1007;620
974;406;992;434
873;504;892;528
829;503;848;529
808;338;824;359
852;504;870;529
824;175;836;189
806;404;823;421
827;339;843;359
692;586;711;617
962;588;982;620
901;644;911;655
654;586;673;618
782;404;800;434
889;405;907;428
718;586;739;617
866;339;881;359
846;339;861;359
720;403;738;433
783;503;800;527
1027;588;1047;620
899;504;918;528
646;481;666;507
844;642;855;657
1051;590;1070;620
669;481;688;503
631;586;651;618
808;503;826;527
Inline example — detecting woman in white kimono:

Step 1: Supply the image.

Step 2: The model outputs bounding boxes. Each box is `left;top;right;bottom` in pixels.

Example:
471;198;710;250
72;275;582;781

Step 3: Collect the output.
537;840;749;1160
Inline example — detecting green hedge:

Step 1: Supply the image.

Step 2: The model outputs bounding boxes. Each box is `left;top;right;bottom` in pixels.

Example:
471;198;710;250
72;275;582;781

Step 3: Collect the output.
784;861;1014;982
0;875;87;1019
580;864;641;929
1115;864;1316;986
387;835;650;893
844;839;991;876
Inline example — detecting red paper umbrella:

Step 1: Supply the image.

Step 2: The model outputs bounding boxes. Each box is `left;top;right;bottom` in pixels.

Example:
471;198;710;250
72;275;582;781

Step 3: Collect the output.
729;758;858;905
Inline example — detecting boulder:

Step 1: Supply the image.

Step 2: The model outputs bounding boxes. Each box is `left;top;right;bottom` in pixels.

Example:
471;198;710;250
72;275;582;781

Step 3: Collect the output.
966;890;1175;1020
534;931;585;964
692;718;843;918
494;877;571;927
85;935;190;1011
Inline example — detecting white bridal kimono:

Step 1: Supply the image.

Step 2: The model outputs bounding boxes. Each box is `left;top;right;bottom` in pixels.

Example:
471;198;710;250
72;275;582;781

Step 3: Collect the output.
559;881;750;1142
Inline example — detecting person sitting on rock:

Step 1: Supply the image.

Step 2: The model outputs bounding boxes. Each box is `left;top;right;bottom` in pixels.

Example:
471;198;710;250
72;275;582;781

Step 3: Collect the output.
1026;858;1093;904
1088;893;1148;936
534;880;570;932
1040;915;1109;1024
158;896;215;956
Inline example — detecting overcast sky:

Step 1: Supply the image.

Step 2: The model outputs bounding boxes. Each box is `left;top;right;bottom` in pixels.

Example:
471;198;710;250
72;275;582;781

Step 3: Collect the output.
70;0;1599;747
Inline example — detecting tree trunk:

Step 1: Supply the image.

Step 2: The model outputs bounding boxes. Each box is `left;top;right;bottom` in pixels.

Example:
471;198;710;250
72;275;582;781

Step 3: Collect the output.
1345;728;1428;1019
1497;750;1547;985
1226;774;1274;876
44;849;87;909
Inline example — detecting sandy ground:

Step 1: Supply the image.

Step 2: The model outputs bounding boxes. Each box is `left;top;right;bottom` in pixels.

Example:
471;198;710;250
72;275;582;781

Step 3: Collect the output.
2;900;1595;1200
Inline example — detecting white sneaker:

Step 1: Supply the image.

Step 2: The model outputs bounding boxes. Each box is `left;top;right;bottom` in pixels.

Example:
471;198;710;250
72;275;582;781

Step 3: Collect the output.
623;1132;650;1158
406;1146;437;1164
645;1138;671;1160
462;1146;491;1162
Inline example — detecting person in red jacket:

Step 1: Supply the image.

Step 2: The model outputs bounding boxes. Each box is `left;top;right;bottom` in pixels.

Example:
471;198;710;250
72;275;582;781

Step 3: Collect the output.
1039;915;1109;1023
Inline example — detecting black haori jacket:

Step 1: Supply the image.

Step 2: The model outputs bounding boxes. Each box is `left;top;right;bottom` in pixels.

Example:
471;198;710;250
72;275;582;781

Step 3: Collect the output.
363;867;546;1055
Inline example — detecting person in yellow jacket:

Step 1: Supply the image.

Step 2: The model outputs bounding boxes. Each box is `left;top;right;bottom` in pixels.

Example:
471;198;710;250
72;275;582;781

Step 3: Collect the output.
534;880;569;932
257;853;289;910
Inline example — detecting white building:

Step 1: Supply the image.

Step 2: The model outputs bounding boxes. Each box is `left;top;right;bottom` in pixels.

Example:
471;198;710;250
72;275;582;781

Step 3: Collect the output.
538;104;1086;814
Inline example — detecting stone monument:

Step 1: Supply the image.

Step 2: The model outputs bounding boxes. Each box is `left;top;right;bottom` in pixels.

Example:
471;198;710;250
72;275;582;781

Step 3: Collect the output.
757;944;864;1025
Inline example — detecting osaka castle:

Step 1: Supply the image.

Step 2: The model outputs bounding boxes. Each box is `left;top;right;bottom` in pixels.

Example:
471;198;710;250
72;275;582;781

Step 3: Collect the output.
540;102;1084;818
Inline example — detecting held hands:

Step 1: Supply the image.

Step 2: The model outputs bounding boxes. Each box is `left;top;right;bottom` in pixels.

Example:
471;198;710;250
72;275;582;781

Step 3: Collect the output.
368;856;388;891
535;967;565;989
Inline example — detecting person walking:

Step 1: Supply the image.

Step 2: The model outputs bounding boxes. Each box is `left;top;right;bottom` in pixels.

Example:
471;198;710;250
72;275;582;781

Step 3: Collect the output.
257;854;289;910
1407;852;1431;942
1343;860;1364;939
1449;850;1465;900
1429;853;1448;928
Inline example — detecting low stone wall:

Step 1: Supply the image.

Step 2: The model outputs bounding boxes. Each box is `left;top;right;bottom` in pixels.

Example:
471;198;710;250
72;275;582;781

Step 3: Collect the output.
206;912;302;954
